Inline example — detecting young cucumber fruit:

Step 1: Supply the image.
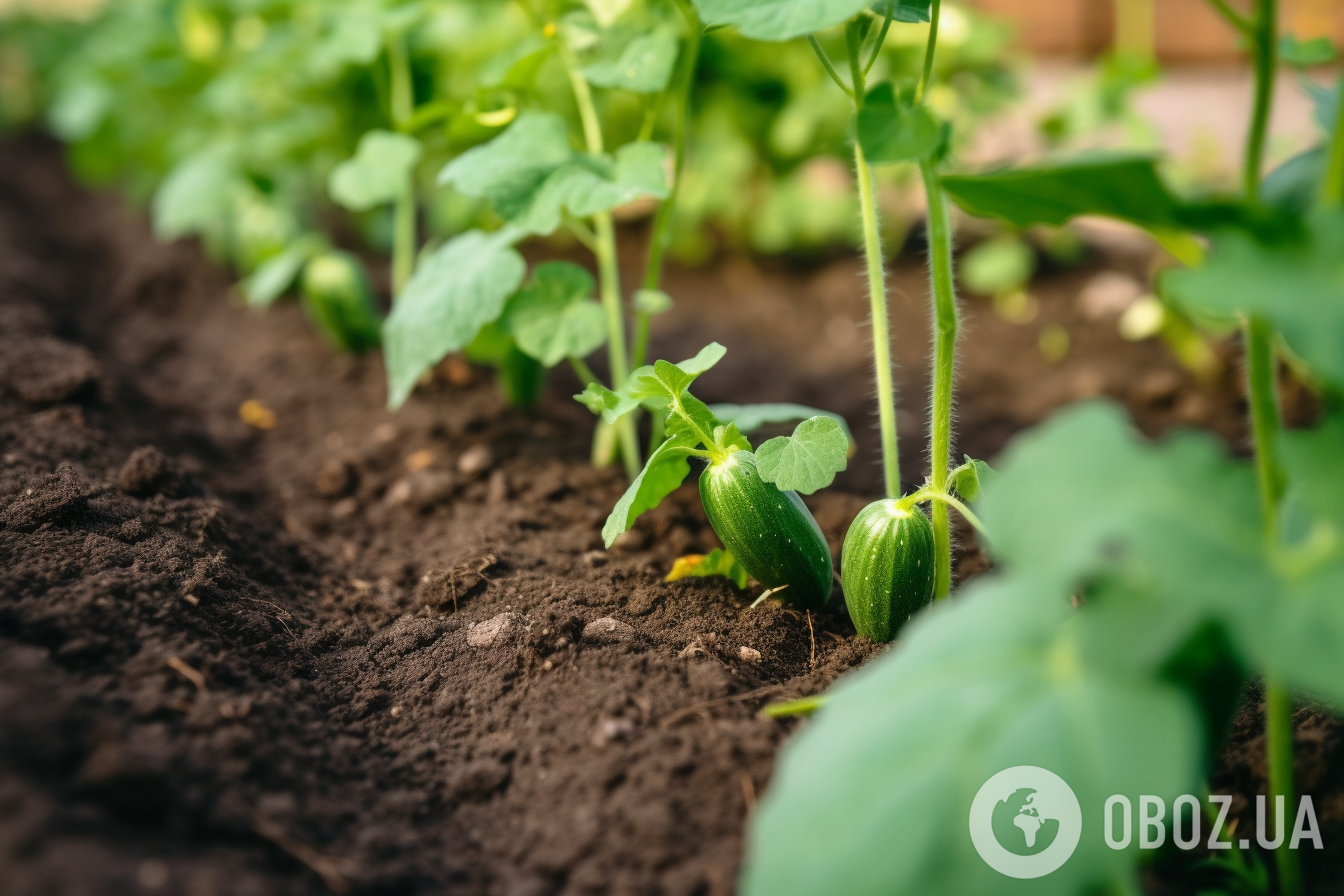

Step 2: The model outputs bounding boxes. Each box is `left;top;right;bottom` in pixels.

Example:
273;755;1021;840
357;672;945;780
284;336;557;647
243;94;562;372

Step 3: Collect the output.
841;500;936;642
300;251;383;354
699;451;833;610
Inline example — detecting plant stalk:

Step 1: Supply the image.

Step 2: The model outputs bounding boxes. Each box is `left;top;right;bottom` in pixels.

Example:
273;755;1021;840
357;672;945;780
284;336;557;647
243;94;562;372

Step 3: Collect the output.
389;34;416;298
842;29;901;500
1321;78;1344;208
562;40;642;480
1234;2;1300;892
921;160;959;600
634;0;701;370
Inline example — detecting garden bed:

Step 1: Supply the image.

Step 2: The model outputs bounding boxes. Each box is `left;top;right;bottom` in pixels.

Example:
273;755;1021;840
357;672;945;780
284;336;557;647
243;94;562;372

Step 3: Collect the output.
1;136;1339;896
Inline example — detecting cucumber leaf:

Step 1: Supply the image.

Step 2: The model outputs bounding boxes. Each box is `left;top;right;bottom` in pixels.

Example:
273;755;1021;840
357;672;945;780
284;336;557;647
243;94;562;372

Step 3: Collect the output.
941;153;1182;231
1164;211;1344;390
856;83;941;165
583;27;680;93
384;229;526;409
690;0;871;42
871;0;931;23
153;146;239;241
666;548;750;589
241;236;324;309
439;113;668;236
1279;34;1338;68
502;261;606;367
602;430;700;547
329;130;423;212
948;456;996;503
741;577;1202;896
709;403;854;451
754;416;849;494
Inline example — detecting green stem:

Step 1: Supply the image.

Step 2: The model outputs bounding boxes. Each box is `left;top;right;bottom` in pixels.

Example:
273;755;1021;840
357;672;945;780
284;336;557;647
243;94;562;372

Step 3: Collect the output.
921;161;958;601
1236;3;1298;892
1208;0;1253;33
635;0;702;370
808;36;853;97
903;488;986;537
854;140;901;499
562;40;641;480
916;0;942;103
388;34;416;298
1266;677;1300;896
1321;79;1344;207
1243;0;1277;201
569;356;600;388
761;695;829;719
864;5;894;76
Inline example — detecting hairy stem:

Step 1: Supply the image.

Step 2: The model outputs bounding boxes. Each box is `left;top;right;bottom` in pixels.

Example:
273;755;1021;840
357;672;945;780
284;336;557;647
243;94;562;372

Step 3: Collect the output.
916;0;942;103
388;34;416;298
562;40;641;480
635;0;701;370
921;161;959;599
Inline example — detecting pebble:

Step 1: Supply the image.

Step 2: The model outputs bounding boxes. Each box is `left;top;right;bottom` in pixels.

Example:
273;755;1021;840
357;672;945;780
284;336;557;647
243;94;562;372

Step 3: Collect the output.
487;469;510;504
314;457;356;498
117;445;167;497
1078;271;1144;320
581;550;608;567
591;717;635;747
582;617;635;645
738;646;762;663
457;444;493;477
384;470;457;508
467;612;525;647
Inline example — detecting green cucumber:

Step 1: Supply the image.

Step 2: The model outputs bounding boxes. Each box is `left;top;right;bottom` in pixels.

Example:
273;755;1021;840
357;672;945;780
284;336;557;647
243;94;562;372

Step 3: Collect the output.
699;451;833;609
300;251;382;353
841;500;936;642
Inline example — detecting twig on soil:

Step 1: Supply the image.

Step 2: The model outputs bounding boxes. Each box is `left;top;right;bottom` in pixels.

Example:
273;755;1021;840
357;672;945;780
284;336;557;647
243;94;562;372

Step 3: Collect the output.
740;774;757;812
166;656;207;692
251;816;352;895
807;611;816;669
244;596;297;639
659;684;787;728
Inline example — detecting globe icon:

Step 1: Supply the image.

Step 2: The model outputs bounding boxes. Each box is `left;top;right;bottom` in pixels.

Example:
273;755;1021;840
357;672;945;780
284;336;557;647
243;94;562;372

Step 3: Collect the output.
990;788;1061;856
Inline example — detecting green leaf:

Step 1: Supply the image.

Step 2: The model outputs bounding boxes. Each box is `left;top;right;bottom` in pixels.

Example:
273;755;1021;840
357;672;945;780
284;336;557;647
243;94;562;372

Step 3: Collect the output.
959;235;1035;296
949;456;996;503
1164;211;1344;390
576;382;642;423
941;153;1182;231
709;403;854;451
666;548;750;589
329;130;423;212
241;237;324;309
502;262;606;367
1262;145;1325;215
871;0;931;23
742;577;1202;896
628;343;727;401
602;431;699;547
856;83;941;165
583;27;680;93
153;147;238;241
690;0;871;41
440;113;668;236
383;230;526;409
754;416;848;494
1280;34;1338;68
632;289;674;316
1282;413;1344;535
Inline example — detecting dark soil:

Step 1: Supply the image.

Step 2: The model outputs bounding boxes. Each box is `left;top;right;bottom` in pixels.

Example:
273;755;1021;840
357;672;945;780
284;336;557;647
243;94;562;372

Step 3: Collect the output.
0;136;1338;896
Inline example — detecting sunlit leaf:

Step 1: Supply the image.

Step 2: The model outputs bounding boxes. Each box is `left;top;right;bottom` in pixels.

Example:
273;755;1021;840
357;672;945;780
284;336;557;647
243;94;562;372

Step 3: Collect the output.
602;430;699;547
709;403;854;451
690;0;871;41
584;27;680;93
384;230;526;409
329;130;423;212
856;83;941;165
153;147;239;241
503;262;606;367
666;548;750;589
754;416;849;494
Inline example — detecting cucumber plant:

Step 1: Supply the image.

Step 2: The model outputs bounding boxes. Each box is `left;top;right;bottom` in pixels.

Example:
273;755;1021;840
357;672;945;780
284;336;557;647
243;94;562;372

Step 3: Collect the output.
586;343;849;608
743;2;1344;893
690;0;988;639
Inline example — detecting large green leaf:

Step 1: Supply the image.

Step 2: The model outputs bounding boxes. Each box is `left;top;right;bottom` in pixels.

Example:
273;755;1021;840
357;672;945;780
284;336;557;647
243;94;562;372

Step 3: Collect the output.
941;153;1182;231
583;27;680;93
741;577;1202;896
503;262;606;367
754;416;849;494
383;230;526;409
329;130;423;212
856;83;941;165
153;147;239;241
1164;211;1344;390
439;113;668;236
690;0;870;41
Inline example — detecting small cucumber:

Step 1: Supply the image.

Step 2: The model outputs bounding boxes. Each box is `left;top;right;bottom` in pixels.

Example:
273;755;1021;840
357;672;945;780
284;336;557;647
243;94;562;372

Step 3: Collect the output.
699;451;833;609
841;500;935;642
300;251;382;353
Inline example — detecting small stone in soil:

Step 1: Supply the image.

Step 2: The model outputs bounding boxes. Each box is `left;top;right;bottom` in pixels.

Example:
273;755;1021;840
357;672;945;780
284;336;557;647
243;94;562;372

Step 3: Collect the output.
591;717;635;747
467;612;525;647
457;444;493;477
487;469;510;504
582;617;634;644
739;646;762;663
581;550;608;567
384;470;457;508
117;445;167;497
1078;271;1144;320
314;457;356;498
